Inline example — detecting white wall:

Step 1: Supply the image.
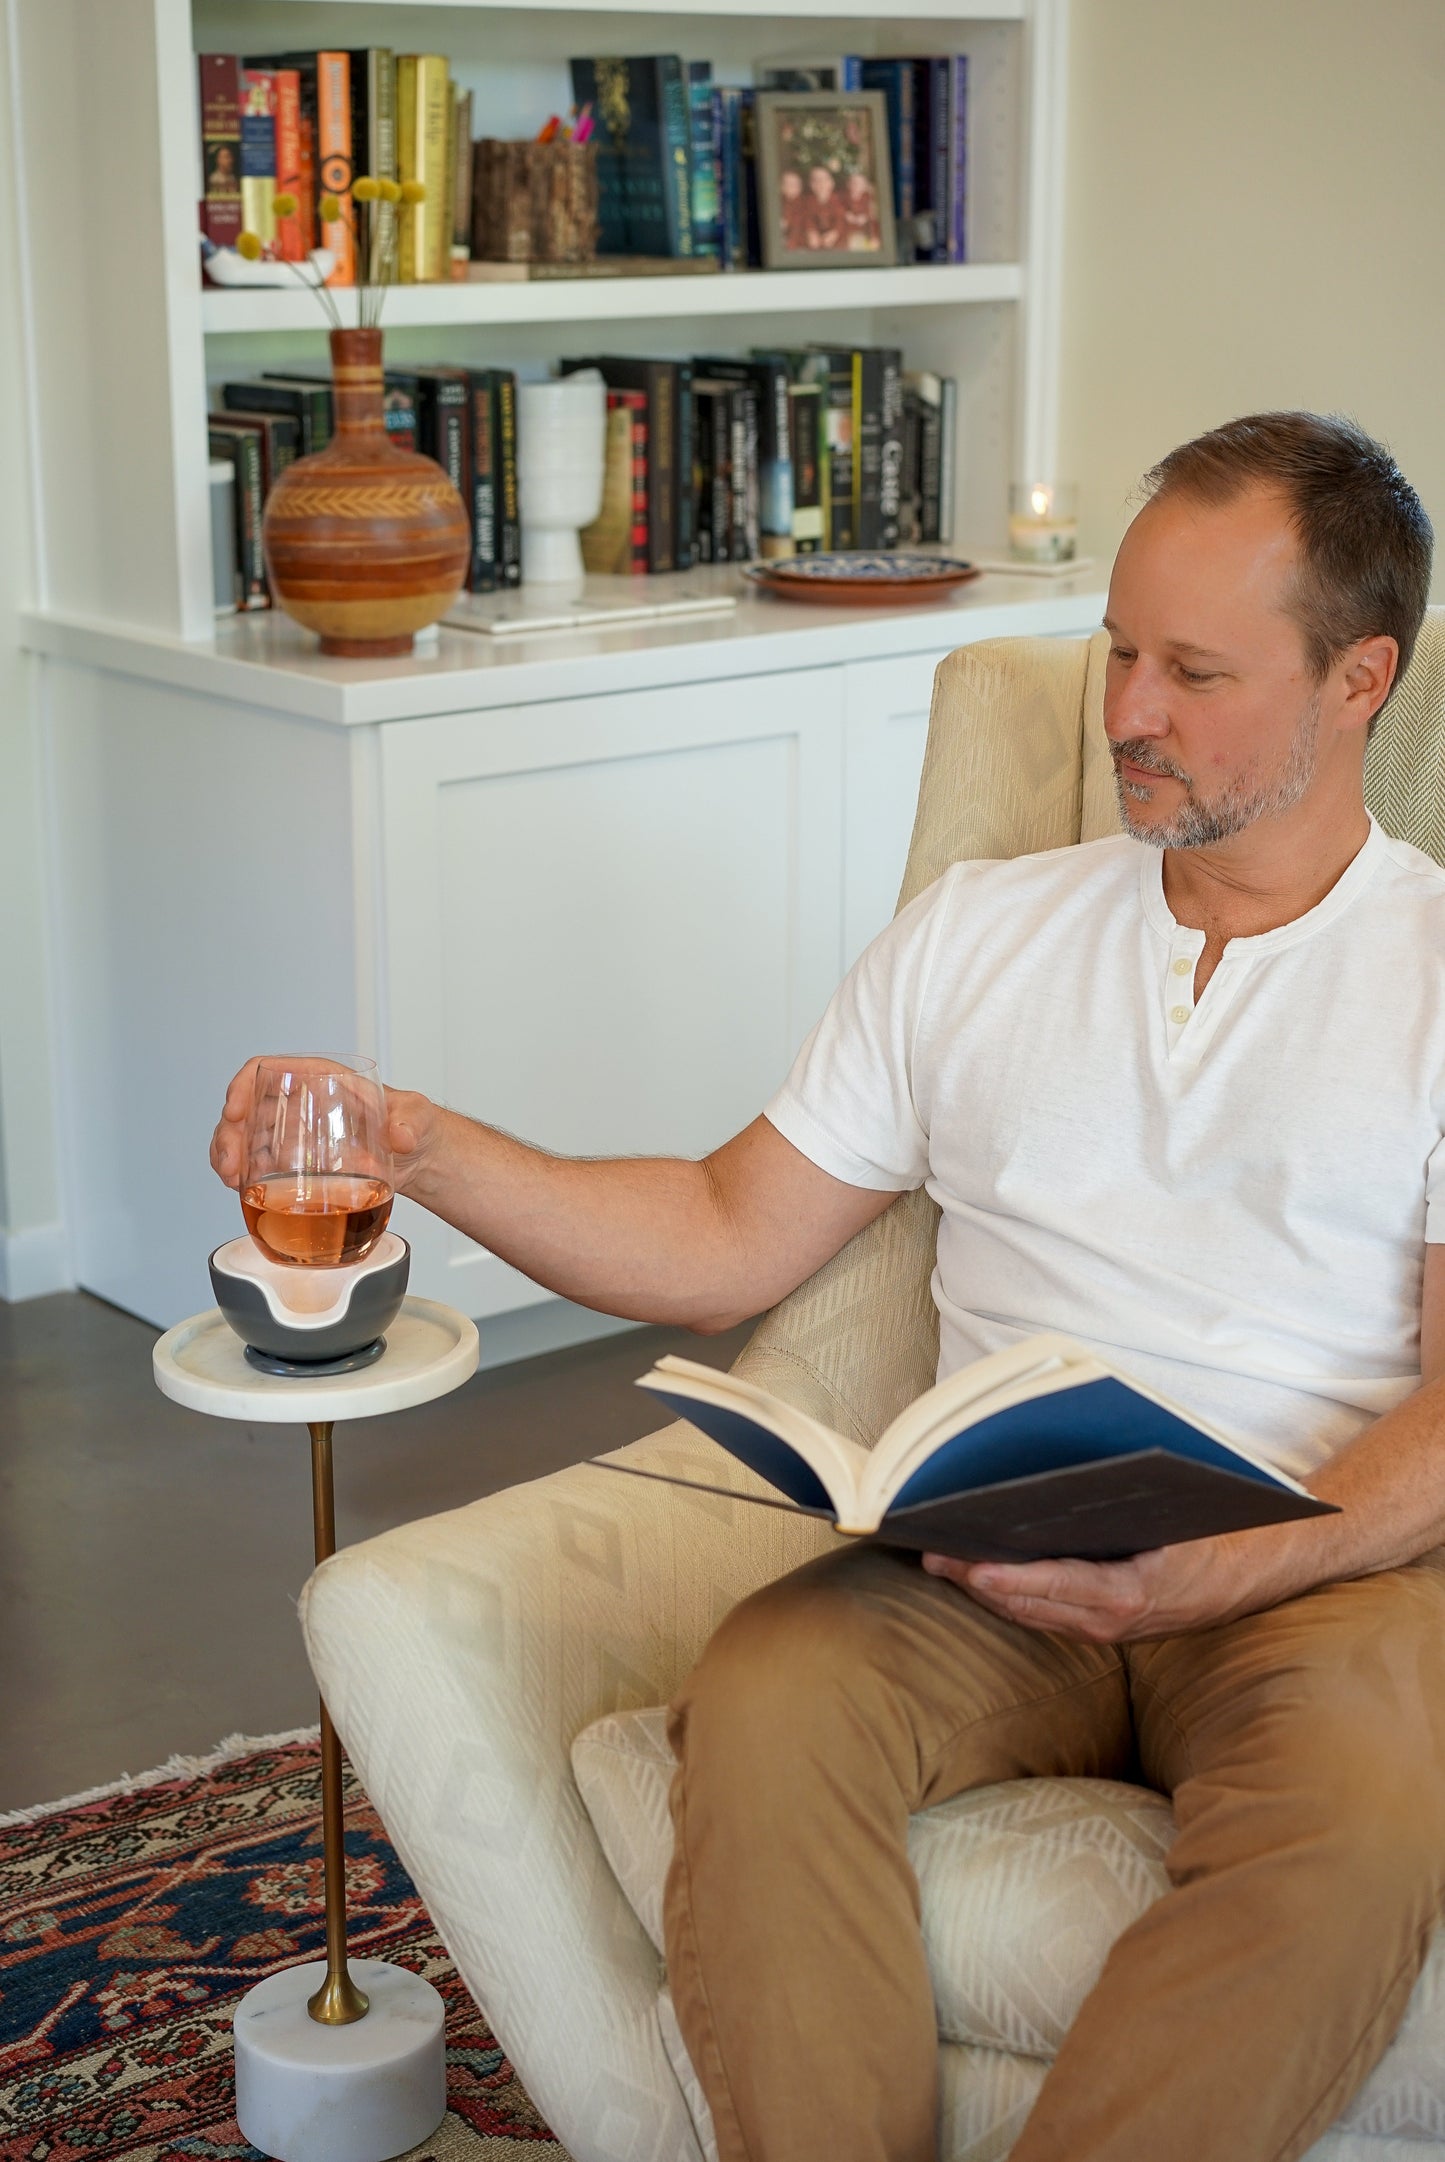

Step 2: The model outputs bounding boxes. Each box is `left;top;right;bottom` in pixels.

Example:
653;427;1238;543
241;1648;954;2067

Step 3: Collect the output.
1056;0;1445;580
0;3;66;1301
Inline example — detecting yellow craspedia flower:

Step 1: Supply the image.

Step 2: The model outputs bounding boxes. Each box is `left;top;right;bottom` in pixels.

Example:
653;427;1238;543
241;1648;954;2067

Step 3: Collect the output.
399;179;427;204
378;177;402;204
353;176;380;202
272;191;299;216
235;230;264;260
319;193;342;222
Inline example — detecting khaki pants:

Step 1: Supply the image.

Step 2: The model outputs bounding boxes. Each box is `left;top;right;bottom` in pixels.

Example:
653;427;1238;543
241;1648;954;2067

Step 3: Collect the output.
663;1540;1445;2162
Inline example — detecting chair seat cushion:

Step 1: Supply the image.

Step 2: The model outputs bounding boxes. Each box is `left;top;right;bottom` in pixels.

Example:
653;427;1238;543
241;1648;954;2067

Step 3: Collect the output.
571;1705;1445;2141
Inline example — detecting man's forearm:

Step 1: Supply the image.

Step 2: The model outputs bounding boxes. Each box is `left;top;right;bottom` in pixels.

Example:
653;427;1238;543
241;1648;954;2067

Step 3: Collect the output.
1217;1372;1445;1614
399;1105;753;1330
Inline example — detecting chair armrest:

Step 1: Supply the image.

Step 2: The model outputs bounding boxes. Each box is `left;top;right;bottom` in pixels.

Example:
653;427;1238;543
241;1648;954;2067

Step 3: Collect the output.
300;1421;836;2162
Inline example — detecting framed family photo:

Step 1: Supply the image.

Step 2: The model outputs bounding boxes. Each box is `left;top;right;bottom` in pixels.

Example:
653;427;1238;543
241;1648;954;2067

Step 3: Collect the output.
754;89;898;271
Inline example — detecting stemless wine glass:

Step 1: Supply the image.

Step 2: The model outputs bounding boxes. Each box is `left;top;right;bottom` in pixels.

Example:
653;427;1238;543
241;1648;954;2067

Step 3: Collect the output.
240;1055;394;1268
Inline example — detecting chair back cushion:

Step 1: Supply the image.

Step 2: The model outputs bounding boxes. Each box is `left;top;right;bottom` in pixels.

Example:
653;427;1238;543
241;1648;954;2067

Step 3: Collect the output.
1366;607;1445;864
736;631;1101;1441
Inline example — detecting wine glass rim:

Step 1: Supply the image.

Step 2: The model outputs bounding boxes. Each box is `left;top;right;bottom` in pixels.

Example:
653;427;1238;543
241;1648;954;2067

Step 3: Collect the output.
254;1053;379;1077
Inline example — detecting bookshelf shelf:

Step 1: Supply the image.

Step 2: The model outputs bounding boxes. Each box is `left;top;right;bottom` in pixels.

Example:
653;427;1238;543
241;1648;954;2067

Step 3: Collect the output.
239;0;1027;15
199;261;1024;335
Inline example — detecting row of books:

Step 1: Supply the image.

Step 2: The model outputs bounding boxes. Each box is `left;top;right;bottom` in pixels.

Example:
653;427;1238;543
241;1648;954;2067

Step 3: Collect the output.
574;53;969;268
573;352;957;574
199;50;474;283
208;368;521;609
197;47;970;285
206;349;957;609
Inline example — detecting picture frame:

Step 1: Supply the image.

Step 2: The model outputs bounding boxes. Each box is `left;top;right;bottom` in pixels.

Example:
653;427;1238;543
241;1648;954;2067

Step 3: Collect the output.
754;89;898;272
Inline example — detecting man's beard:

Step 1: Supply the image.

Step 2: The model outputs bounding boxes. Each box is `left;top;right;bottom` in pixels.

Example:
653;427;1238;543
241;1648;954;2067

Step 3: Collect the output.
1110;694;1322;849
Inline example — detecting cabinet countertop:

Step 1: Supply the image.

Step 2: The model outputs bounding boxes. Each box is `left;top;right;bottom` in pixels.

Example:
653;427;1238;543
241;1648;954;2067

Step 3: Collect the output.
22;566;1106;728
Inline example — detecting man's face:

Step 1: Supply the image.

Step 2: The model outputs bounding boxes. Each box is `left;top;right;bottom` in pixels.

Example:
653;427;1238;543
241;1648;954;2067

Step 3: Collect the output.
1103;485;1331;849
810;167;834;201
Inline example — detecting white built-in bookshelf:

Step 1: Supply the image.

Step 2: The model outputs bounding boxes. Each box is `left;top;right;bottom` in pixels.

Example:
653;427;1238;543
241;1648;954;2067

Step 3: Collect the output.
15;0;1067;644
15;0;1097;1342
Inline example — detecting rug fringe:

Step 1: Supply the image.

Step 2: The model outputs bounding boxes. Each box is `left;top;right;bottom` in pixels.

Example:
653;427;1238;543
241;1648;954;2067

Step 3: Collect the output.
0;1725;322;1829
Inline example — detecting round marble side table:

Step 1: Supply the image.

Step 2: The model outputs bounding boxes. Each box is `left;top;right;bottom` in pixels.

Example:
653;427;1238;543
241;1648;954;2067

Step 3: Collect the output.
154;1296;480;2162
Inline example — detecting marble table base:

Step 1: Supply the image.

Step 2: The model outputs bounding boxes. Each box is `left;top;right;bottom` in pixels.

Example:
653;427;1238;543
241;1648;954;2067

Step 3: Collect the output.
234;1958;447;2162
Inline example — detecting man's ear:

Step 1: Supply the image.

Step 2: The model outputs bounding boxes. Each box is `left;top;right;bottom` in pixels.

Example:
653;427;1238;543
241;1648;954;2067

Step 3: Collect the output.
1339;634;1399;734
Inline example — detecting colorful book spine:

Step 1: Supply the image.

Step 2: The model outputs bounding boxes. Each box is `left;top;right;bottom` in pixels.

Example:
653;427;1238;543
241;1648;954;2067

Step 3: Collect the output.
370;52;398;277
705;355;794;555
381;369;420;450
238;69;277;251
271;70;304;259
198;56;243;253
714;88;742;270
811;351;855;550
570;57;694;258
659;56;695;257
317;52;355;283
396;55;451;281
686;62;721;258
879;348;904;549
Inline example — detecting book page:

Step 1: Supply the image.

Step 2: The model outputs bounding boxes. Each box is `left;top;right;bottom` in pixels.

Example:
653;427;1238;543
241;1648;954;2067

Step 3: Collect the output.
638;1355;870;1517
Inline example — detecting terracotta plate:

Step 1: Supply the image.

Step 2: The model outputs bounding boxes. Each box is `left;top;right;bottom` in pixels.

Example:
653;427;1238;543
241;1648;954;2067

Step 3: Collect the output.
744;552;982;604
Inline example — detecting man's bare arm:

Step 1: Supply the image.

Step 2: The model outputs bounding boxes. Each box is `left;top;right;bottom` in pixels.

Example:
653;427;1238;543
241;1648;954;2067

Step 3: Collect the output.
211;1065;896;1333
925;1244;1445;1644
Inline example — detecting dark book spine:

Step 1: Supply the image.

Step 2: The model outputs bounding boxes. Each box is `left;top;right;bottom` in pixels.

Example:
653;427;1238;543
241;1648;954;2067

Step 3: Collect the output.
659;56;695;257
416;374;469;507
209;426;267;607
855;349;885;551
900;389;921;544
788;383;823;552
709;391;732;561
225;380;331;455
650;365;676;571
199;55;243;254
715;89;741;270
495;371;521;585
878;349;904;549
814;355;854;551
725;385;748;562
468;374;498;591
570;60;627;255
739;90;762;268
928;61;950;263
691;387;713;564
949;57;968;263
624;396;649;572
918;387;943;544
675;358;694;569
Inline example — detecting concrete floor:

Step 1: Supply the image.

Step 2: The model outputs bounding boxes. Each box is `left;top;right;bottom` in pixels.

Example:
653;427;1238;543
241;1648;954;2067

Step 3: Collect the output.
0;1289;752;1815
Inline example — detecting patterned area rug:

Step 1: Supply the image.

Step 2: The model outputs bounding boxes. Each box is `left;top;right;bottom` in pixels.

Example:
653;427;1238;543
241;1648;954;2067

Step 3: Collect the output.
0;1732;569;2159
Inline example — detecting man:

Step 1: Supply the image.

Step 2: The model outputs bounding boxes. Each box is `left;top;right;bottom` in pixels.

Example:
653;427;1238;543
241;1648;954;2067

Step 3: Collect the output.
213;412;1445;2162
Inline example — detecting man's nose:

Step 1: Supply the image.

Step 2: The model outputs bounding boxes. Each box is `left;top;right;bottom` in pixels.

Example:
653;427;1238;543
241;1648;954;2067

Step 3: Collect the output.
1104;661;1171;743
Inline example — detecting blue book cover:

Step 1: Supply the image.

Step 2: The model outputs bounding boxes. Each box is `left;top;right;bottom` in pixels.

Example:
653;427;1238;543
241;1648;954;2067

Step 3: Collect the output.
860;59;915;230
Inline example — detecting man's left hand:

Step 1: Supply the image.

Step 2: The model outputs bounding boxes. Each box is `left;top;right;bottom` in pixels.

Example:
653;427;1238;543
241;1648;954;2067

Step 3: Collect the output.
921;1531;1296;1643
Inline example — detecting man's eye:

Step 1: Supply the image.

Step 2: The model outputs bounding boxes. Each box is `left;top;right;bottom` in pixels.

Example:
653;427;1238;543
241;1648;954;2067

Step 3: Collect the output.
1109;647;1136;665
1178;666;1217;685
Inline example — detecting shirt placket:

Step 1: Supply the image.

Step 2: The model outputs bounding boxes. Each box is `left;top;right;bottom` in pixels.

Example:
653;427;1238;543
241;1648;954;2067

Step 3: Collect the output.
1164;927;1207;1061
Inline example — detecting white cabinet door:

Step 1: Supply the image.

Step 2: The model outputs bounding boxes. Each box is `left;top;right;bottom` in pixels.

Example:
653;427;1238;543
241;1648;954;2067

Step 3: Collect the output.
842;649;953;968
378;667;845;1317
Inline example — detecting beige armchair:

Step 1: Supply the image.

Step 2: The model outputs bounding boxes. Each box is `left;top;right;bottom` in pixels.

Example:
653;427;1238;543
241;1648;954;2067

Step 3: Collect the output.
302;617;1445;2162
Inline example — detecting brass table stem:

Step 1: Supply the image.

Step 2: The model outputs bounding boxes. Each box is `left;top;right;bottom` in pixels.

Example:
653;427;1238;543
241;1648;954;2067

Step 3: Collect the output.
306;1420;370;2026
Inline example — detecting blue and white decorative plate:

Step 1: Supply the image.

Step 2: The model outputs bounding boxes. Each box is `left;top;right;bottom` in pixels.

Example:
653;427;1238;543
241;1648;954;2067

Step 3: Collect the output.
745;552;980;603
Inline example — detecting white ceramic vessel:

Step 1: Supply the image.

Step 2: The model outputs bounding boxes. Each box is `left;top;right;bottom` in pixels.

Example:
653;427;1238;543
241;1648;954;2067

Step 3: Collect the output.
516;371;607;587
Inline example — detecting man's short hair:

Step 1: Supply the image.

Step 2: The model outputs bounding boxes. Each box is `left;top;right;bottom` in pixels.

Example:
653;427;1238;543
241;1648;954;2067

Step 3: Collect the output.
1140;412;1434;719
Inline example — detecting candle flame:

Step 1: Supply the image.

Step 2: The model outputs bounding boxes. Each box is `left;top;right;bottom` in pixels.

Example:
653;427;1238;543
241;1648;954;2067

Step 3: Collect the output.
1029;485;1052;518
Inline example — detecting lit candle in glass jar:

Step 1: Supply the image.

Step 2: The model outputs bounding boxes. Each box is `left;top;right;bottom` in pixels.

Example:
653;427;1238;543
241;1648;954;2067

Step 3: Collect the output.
1008;482;1079;563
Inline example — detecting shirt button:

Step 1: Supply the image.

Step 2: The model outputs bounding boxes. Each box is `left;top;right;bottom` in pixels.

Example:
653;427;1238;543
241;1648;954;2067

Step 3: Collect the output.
1172;957;1191;976
1170;1004;1190;1024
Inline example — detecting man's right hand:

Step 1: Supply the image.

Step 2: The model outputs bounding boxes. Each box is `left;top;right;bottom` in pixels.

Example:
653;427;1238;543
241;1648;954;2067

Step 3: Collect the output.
208;1057;446;1196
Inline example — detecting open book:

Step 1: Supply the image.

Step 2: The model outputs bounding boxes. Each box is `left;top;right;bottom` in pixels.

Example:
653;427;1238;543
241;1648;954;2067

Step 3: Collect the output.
601;1335;1337;1564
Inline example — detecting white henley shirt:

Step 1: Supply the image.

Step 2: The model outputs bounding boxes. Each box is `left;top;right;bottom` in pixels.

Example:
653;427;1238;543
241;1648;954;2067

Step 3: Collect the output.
764;818;1445;1480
